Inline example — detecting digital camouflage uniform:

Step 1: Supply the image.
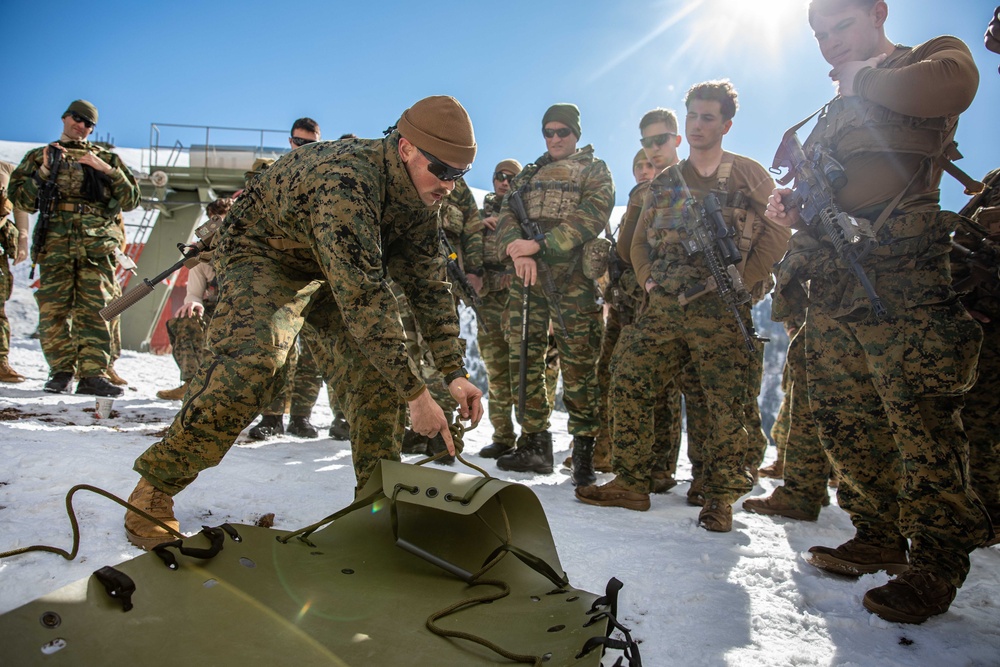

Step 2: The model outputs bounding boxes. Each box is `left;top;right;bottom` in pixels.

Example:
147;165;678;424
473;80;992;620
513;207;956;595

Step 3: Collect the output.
165;261;219;383
771;37;991;585
611;155;788;505
0;161;17;369
133;134;465;492
494;145;614;438
8;140;140;378
953;168;1000;525
599;181;680;478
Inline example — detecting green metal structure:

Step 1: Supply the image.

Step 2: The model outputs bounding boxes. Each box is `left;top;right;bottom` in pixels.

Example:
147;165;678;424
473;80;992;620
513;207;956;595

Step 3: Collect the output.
119;124;290;351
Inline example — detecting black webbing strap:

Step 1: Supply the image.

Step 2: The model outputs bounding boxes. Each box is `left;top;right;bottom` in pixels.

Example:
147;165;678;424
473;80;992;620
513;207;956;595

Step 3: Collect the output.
152;524;240;570
481;543;569;590
93;566;136;612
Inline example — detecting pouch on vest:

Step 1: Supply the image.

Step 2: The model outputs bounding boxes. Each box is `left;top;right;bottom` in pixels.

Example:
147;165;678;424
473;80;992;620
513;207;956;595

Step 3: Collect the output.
0;462;640;666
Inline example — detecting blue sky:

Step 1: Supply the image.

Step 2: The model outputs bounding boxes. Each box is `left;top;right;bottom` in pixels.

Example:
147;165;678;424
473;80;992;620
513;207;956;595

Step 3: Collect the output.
3;0;998;211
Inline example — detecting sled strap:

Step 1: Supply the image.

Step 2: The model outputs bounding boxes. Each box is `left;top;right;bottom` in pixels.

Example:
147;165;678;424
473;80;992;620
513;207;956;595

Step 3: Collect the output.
93;566;136;612
152;525;234;570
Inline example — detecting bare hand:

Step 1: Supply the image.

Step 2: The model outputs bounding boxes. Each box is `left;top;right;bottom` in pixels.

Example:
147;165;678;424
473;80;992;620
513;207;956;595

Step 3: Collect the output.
174;302;204;318
78;152;114;175
408;388;454;453
15;238;28;265
766;188;801;228
507;239;540;260
831;53;887;97
513;256;538;286
482;215;499;231
968;308;992;324
448;377;484;427
465;273;483;295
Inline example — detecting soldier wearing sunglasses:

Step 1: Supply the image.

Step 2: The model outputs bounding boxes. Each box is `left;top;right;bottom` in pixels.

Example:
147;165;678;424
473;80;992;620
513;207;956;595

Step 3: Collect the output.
123;96;483;550
8;99;140;398
491;103;615;480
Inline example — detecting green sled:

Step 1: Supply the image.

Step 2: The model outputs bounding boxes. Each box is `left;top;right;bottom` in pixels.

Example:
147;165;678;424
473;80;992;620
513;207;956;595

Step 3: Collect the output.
0;460;636;666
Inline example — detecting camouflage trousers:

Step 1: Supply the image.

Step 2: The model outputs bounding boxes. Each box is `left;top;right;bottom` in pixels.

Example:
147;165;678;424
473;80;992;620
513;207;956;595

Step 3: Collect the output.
35;239;116;377
675;358;711;481
965;321;1000;522
507;273;602;436
134;254;405;494
611;289;758;502
477;287;515;447
262;330;324;417
806;258;989;586
165;304;217;382
600;304;680;472
0;258;11;360
396;285;457;415
772;323;831;506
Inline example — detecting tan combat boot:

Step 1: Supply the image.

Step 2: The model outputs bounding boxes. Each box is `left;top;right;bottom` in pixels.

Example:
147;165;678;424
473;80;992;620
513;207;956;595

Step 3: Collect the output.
107;365;128;386
156;381;190;400
698;498;733;532
862;571;956;624
575;478;650;511
124;477;181;550
807;538;909;577
0;358;26;383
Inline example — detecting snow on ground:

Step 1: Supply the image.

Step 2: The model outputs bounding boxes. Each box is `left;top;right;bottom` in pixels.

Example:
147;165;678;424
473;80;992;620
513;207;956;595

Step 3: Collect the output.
1;283;999;666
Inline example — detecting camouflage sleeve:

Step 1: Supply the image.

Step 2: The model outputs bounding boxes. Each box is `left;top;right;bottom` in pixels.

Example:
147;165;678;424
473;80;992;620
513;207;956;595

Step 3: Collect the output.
7;148;46;213
630;190;657;289
492;192;522;264
103;151;141;212
455;181;484;272
309;169;427;400
542;159;615;261
616;183;649;266
387;212;465;375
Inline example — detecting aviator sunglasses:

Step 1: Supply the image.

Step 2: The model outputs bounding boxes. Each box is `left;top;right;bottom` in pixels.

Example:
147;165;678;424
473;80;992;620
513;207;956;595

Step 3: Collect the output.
640;132;677;149
70;112;95;129
418;148;470;182
543;127;574;139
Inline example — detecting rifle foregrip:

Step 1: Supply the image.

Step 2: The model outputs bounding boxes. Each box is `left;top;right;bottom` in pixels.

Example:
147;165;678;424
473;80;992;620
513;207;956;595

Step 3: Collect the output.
100;281;155;321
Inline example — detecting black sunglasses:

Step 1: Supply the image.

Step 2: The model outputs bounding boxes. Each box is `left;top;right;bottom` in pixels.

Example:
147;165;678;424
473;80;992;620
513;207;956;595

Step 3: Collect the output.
290;136;315;147
543;127;573;139
494;172;515;183
640;132;676;149
418;148;469;182
70;112;95;129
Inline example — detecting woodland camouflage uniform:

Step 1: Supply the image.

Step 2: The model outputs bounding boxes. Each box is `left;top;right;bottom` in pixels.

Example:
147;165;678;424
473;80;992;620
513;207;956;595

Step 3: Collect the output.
133;130;467;496
8;135;140;382
493;145;614;443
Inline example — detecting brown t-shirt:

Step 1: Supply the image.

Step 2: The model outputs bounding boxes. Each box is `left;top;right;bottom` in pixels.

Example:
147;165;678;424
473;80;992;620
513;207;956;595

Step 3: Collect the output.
813;35;979;214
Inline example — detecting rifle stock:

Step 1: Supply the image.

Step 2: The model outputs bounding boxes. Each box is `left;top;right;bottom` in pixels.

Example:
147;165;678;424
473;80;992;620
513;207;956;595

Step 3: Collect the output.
771;130;887;320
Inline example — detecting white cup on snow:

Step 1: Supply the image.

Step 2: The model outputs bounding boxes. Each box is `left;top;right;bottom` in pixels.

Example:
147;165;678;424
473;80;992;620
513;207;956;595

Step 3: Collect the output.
94;397;115;419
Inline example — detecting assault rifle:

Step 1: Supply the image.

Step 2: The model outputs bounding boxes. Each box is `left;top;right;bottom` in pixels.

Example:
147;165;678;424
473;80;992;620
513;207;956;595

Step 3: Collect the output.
29;146;65;279
671;166;757;356
771;129;887;320
438;229;487;333
99;217;222;321
507;189;568;336
602;220;634;326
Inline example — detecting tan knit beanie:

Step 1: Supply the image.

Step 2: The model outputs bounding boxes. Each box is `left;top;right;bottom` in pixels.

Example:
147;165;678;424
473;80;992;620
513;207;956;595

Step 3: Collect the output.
633;149;649;167
494;159;522;175
397;96;476;167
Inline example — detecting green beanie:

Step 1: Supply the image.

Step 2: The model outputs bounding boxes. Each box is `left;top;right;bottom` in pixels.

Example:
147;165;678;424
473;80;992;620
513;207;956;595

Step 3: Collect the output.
63;99;98;125
542;103;581;138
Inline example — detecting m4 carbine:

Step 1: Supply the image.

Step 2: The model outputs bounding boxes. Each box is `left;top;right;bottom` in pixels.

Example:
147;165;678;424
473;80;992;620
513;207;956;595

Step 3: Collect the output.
29;146;65;279
507;189;568;336
670;165;756;356
99;217;222;321
771;129;887;321
438;229;487;333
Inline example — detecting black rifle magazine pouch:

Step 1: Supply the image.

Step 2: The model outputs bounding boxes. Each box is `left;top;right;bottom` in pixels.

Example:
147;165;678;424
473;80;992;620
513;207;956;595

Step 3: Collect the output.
0;461;636;665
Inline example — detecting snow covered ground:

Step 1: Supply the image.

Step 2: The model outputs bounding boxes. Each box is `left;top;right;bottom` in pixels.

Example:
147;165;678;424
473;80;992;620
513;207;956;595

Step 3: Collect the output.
1;280;999;666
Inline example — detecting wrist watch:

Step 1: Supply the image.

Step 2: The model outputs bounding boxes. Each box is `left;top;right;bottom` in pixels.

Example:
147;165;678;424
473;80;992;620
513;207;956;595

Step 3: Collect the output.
443;368;470;384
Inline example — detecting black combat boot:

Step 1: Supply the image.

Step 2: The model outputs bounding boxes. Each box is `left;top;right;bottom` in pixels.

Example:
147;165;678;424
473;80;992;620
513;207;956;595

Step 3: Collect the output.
479;441;515;459
248;414;284;441
496;431;554;474
328;414;350;440
425;433;456;465
75;376;125;398
571;435;597;486
44;371;74;394
401;428;429;455
286;415;319;438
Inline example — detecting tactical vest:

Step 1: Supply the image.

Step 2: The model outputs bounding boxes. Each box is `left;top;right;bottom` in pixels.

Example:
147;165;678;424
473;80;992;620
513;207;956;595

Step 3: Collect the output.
645;155;756;296
521;153;589;233
52;143;117;215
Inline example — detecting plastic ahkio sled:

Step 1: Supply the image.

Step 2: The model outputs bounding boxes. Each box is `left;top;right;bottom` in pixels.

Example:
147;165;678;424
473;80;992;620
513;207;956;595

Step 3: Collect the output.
0;458;641;666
